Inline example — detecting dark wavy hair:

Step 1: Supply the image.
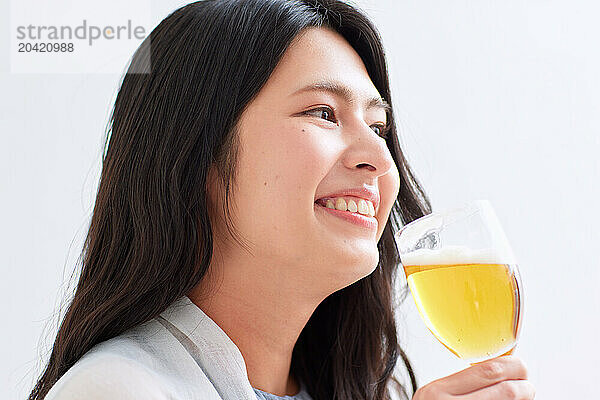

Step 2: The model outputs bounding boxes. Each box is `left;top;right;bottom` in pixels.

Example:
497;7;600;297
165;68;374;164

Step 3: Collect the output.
28;1;431;399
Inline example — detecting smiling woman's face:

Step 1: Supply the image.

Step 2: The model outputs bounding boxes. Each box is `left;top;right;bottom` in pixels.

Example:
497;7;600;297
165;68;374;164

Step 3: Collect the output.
208;26;400;293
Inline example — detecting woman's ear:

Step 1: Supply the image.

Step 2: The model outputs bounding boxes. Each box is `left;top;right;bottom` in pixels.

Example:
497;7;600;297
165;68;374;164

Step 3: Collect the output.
205;165;220;219
204;164;230;232
204;164;240;254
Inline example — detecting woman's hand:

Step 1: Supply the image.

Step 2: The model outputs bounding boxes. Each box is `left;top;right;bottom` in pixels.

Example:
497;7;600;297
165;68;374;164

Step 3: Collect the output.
413;356;535;399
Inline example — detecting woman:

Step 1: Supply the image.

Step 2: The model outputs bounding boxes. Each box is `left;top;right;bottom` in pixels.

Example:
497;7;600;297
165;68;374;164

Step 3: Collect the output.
29;1;535;399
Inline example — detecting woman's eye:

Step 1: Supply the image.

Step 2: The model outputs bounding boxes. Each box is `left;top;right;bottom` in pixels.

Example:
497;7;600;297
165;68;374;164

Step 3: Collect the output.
303;106;337;124
303;107;389;138
372;124;390;139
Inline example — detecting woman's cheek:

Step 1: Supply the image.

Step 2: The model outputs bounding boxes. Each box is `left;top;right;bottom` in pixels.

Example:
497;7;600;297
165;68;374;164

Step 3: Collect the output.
377;167;400;238
289;124;341;166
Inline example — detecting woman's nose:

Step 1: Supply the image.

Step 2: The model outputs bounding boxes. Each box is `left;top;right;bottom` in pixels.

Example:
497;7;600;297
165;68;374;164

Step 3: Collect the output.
342;121;395;178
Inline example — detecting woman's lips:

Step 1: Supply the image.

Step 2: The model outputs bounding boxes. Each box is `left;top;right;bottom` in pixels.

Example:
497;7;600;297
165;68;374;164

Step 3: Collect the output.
314;202;377;230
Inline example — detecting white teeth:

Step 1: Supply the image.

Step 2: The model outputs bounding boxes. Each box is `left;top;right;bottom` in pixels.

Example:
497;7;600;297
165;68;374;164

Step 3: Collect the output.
368;201;375;216
357;199;369;215
322;197;375;217
347;199;358;213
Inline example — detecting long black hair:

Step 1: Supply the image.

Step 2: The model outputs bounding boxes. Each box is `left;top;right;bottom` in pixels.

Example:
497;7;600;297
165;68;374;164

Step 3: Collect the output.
29;1;431;399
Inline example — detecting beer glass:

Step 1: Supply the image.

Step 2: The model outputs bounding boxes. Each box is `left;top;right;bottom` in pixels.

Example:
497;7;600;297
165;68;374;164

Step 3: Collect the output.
395;200;523;364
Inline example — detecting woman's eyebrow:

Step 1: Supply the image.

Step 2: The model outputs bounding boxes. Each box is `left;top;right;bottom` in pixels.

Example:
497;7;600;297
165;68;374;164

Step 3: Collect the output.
291;81;391;113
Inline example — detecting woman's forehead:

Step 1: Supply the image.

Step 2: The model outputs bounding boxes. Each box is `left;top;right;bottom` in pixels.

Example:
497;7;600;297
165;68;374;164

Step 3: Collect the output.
268;27;371;85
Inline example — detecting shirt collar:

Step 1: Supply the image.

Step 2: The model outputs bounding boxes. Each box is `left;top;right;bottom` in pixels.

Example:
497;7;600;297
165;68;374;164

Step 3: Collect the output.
158;295;258;400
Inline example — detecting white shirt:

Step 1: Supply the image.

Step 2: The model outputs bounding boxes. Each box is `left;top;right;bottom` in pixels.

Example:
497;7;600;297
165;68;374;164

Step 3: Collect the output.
45;295;313;400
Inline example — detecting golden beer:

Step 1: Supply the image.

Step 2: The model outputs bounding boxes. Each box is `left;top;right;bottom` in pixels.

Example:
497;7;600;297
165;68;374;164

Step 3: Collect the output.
403;262;522;362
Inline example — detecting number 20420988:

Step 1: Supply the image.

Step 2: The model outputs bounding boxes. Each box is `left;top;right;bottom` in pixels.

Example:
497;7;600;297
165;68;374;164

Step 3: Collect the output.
18;42;74;52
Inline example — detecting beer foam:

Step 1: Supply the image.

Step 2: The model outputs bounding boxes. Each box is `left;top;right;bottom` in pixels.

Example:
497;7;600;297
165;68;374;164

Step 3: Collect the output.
400;245;508;266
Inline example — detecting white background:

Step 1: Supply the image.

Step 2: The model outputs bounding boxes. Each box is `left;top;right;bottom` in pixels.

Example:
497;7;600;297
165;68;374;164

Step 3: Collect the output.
2;1;599;399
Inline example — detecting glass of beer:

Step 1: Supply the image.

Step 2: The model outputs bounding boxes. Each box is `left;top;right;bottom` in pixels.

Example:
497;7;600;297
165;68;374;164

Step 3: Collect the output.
395;200;523;364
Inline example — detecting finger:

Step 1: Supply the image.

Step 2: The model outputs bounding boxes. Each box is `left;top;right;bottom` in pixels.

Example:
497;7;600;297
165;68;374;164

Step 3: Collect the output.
438;356;529;395
458;379;536;400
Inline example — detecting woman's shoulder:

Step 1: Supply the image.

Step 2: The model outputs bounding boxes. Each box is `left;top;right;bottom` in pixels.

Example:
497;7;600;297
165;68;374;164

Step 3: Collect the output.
44;318;219;400
44;348;170;400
